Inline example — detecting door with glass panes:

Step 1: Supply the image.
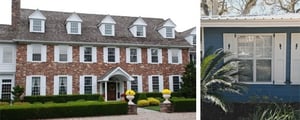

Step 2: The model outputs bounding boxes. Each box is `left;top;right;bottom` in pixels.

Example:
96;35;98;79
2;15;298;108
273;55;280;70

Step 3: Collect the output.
0;75;14;100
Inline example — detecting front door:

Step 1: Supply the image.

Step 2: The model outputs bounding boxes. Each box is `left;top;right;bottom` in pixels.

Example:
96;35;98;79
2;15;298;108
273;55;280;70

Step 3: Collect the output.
0;75;13;100
107;82;116;100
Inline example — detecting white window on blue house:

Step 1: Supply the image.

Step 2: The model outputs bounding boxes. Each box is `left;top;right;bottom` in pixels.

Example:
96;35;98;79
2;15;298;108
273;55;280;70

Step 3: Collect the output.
224;33;286;84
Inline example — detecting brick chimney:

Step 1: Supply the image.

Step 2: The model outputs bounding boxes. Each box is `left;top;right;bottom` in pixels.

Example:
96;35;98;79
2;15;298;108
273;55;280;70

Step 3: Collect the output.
12;0;20;30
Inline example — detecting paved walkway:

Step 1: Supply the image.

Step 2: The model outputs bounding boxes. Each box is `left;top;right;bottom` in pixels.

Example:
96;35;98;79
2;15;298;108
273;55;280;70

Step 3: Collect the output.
48;108;196;120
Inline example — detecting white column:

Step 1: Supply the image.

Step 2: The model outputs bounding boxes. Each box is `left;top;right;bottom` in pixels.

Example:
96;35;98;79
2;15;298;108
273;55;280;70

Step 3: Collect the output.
99;83;102;95
104;82;107;101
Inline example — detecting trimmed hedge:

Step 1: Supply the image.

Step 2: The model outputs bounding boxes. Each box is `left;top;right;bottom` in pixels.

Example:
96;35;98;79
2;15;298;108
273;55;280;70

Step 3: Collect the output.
172;98;196;112
24;94;103;103
0;101;127;120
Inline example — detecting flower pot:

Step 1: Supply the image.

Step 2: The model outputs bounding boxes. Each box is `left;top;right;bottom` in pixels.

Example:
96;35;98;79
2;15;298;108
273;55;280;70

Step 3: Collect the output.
126;95;135;105
163;94;171;104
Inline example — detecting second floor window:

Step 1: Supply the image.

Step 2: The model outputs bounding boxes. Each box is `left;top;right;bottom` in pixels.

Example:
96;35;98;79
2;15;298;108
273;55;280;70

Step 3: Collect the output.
130;49;137;62
32;45;42;61
108;48;115;62
151;49;158;63
59;46;68;62
84;47;92;62
55;45;72;62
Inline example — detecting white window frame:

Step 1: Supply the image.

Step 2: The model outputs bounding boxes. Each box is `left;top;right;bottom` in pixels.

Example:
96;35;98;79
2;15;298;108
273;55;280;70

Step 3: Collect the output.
54;45;73;63
127;75;143;92
103;47;120;63
169;75;182;92
25;75;46;96
53;75;72;95
80;46;97;63
168;49;182;64
147;48;162;64
126;48;142;64
104;24;113;36
166;27;174;38
29;19;45;33
68;21;81;34
136;25;145;37
79;75;97;94
148;75;163;92
27;44;47;62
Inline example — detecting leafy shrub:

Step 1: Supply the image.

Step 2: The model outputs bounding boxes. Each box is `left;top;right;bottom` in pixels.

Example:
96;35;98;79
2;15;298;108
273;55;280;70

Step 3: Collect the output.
137;100;150;107
249;103;296;120
24;94;103;103
147;97;160;106
137;93;147;100
172;98;196;112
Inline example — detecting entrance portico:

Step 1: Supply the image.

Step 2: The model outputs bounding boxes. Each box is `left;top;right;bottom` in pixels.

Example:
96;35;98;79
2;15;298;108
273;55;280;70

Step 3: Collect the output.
98;67;134;101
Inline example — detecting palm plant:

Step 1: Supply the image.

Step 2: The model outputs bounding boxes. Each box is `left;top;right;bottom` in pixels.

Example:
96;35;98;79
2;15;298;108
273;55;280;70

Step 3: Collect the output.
201;48;246;112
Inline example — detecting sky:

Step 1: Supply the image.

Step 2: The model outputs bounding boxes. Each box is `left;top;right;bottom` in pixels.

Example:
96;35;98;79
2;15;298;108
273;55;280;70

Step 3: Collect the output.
0;0;199;32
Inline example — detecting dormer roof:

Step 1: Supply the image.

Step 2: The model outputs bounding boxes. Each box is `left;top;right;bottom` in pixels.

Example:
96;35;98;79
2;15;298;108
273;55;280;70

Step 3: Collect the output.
101;15;116;24
66;13;82;22
130;17;147;27
158;18;176;29
28;9;46;20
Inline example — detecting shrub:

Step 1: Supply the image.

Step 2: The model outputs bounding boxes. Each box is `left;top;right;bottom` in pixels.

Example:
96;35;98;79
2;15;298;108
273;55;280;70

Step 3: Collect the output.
137;100;150;107
0;102;8;106
137;93;147;100
24;94;103;103
172;98;196;112
249;103;296;120
147;97;160;106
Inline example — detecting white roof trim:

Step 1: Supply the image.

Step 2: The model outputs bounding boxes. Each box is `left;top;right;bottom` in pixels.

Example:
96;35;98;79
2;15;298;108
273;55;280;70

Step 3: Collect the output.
98;67;134;82
29;9;46;20
163;18;176;27
100;15;116;24
190;27;196;34
130;17;147;27
66;13;82;22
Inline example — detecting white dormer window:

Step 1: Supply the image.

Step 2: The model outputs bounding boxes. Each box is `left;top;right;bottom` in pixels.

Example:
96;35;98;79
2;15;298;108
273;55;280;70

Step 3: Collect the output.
129;17;147;37
66;13;82;35
99;15;116;36
158;19;176;39
184;27;196;45
166;27;173;38
29;10;46;33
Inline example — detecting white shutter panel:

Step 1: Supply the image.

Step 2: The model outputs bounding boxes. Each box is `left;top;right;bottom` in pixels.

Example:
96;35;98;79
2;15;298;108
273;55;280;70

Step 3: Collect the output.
29;20;33;32
127;80;131;90
126;48;130;63
40;76;46;96
148;76;152;92
54;46;59;62
41;20;45;33
169;76;173;91
158;49;162;64
103;47;108;63
291;33;300;85
41;45;47;62
147;49;151;63
159;75;164;92
137;48;142;63
223;33;237;62
138;76;143;92
27;45;32;62
79;47;84;62
92;47;97;63
78;23;82;34
79;76;84;94
67;75;73;95
67;46;73;62
178;49;182;64
26;76;32;96
274;33;286;85
168;49;172;64
92;75;97;94
53;76;59;95
115;48;120;63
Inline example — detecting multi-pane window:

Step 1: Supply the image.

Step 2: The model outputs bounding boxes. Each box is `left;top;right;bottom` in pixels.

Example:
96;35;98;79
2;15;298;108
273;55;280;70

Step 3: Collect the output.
136;25;144;37
31;77;41;96
59;46;68;62
1;79;12;100
237;35;272;82
32;45;42;61
130;48;137;62
131;76;138;92
152;76;159;92
171;50;179;63
166;27;173;38
105;24;113;35
151;49;158;63
3;47;13;63
70;22;79;34
58;77;67;95
172;76;180;92
108;48;115;62
32;19;42;32
84;77;92;94
84;47;92;62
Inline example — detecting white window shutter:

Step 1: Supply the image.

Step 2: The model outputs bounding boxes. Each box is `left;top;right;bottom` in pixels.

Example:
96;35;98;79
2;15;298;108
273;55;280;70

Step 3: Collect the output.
26;76;32;96
127;80;131;90
53;76;59;95
168;49;172;64
159;75;164;92
41;45;47;62
137;48;142;63
67;46;73;62
92;75;97;94
79;47;84;62
79;76;84;94
67;75;73;95
179;75;183;89
274;33;286;85
40;76;46;96
126;48;130;63
115;48;120;63
41;20;45;33
27;44;32;62
178;49;182;64
66;22;71;34
223;33;237;62
103;47;108;63
148;76;152;92
291;33;300;85
169;75;173;91
29;19;33;32
92;47;97;63
54;46;59;62
78;23;82;34
147;49;151;63
158;49;162;64
138;76;143;92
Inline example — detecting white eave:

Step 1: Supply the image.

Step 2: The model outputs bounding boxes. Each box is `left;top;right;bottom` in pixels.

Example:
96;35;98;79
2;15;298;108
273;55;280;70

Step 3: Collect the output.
66;13;82;22
201;14;300;27
129;17;147;28
29;9;46;20
100;15;116;24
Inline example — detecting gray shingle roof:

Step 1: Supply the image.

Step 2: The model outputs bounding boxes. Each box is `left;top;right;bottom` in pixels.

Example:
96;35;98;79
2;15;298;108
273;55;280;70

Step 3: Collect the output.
11;9;191;48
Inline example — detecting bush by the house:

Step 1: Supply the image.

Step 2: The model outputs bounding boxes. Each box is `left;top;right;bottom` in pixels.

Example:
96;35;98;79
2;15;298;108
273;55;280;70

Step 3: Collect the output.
0;101;127;120
137;100;150;107
24;94;103;103
172;98;196;112
134;92;181;103
147;97;160;106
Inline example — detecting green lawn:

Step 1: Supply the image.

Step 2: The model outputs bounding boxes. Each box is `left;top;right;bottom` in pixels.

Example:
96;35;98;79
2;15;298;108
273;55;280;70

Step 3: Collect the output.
143;105;160;111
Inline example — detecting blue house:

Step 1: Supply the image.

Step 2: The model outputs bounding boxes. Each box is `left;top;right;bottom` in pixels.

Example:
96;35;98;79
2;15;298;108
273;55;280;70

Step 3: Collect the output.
201;15;300;103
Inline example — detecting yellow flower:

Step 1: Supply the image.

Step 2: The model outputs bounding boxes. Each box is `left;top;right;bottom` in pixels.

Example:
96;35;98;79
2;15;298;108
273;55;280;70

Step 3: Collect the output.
161;89;171;94
125;89;136;96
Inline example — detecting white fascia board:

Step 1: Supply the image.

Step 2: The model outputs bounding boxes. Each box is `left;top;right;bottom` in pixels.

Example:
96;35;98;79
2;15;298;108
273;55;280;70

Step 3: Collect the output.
201;19;300;27
66;13;82;22
29;9;46;20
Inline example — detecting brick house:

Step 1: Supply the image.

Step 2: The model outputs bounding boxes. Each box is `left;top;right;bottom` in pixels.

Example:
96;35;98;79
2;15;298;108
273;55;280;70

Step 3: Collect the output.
0;0;194;101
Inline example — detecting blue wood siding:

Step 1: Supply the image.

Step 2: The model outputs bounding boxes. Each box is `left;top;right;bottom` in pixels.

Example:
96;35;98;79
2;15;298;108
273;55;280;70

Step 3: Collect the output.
204;27;300;102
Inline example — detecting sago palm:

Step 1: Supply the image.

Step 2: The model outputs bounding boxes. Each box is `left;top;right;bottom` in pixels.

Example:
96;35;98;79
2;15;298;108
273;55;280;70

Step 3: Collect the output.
201;48;246;112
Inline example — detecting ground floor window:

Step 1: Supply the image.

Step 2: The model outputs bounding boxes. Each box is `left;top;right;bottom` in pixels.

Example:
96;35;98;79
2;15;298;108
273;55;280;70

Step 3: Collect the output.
31;77;41;96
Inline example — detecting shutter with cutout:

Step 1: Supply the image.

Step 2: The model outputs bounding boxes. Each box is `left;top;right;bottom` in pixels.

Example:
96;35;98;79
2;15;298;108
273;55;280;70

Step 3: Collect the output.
291;33;300;85
274;33;286;85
